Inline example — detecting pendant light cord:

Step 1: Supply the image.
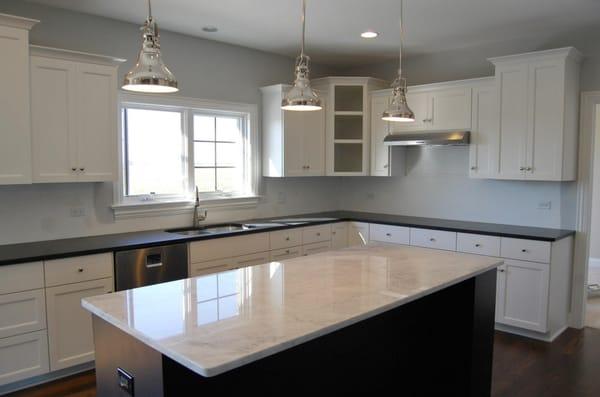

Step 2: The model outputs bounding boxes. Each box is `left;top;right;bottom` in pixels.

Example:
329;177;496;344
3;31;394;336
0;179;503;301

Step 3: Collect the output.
301;0;306;57
398;0;404;77
147;0;153;20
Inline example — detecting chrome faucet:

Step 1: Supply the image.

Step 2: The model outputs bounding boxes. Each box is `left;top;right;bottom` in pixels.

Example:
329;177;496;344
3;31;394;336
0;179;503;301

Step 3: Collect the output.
192;187;207;227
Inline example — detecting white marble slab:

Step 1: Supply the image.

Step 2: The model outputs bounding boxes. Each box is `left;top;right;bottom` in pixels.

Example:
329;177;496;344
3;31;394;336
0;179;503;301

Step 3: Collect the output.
82;244;502;377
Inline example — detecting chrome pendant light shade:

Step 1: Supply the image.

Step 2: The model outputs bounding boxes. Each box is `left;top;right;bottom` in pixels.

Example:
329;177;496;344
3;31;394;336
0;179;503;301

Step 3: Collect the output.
122;0;178;93
282;0;322;111
383;0;414;122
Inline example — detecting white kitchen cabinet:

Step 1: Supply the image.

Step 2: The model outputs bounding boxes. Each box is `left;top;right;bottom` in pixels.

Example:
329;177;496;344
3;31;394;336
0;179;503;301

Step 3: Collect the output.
495;259;549;332
0;15;37;185
189;232;270;264
312;77;388;176
0;289;46;339
302;241;332;256
456;233;501;257
488;47;581;181
269;228;303;250
30;46;123;183
331;222;349;249
270;247;302;261
46;277;113;371
369;224;410;245
261;84;325;177
390;86;472;133
302;224;332;245
348;222;370;246
409;228;457;251
468;79;497;178
370;94;391;176
0;330;49;386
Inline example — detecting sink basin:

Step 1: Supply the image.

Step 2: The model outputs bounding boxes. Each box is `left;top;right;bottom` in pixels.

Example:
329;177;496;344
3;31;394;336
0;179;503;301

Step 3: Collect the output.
167;223;250;236
271;217;339;225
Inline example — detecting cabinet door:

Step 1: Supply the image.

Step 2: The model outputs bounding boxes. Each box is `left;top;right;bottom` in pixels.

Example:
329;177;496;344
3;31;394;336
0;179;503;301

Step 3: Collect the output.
302;100;326;176
0;330;49;386
370;95;391;176
495;260;549;332
469;84;496;178
331;222;349;249
0;26;32;184
348;222;370;246
46;278;113;371
389;91;429;133
30;56;78;183
492;64;528;179
283;109;309;176
526;60;565;180
75;63;118;182
430;87;472;130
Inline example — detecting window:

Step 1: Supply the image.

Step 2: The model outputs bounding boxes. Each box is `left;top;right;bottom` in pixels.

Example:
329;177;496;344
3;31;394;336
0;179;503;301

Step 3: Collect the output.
115;94;259;215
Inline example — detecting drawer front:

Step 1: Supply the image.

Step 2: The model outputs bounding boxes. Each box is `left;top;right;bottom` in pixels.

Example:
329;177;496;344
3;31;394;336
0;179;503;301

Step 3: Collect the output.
269;228;302;250
0;289;46;339
331;222;349;249
369;224;410;245
457;233;501;257
233;252;271;268
190;252;270;276
270;247;302;261
302;225;332;245
500;238;551;263
410;228;457;251
302;241;332;256
0;262;44;295
190;233;269;263
44;253;113;287
0;330;50;386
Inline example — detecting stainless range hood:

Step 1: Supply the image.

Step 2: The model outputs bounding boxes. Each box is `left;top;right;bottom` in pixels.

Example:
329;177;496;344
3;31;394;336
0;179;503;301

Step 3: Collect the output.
383;131;470;146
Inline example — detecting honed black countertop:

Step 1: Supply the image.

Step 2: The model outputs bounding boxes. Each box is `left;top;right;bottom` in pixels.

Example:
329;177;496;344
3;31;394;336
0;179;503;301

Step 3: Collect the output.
0;211;575;266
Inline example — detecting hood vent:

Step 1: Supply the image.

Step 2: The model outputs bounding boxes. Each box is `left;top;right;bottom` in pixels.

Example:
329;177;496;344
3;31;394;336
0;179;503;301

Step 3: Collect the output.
383;131;470;146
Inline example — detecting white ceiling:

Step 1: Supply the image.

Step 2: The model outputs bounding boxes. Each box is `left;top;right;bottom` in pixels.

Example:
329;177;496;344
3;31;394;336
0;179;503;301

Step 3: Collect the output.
25;0;600;65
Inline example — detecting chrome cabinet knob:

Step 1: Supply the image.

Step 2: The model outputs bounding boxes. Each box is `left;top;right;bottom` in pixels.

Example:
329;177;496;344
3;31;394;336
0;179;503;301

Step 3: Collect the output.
71;167;77;171
475;244;481;248
526;167;532;171
285;237;290;241
77;268;84;273
498;268;505;273
316;232;321;236
383;164;389;168
386;233;392;237
521;249;528;253
519;166;526;171
470;166;477;170
79;167;85;172
429;238;436;242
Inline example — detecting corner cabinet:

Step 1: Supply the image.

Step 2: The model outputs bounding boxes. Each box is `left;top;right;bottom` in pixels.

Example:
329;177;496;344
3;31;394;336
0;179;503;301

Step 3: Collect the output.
261;84;325;177
488;47;582;181
30;46;124;183
0;14;38;185
312;77;388;176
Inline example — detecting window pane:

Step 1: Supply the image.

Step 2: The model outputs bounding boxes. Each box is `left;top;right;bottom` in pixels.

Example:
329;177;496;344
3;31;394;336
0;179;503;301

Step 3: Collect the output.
216;117;241;142
217;168;242;192
125;108;186;196
194;142;215;167
194;115;215;141
195;168;216;192
216;142;241;167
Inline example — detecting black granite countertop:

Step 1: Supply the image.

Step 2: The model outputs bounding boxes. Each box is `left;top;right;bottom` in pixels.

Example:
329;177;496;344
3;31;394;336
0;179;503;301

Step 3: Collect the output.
0;211;575;266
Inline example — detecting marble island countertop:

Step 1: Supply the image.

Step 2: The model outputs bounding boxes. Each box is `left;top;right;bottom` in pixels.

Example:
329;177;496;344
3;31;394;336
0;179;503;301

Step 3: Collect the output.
83;244;502;378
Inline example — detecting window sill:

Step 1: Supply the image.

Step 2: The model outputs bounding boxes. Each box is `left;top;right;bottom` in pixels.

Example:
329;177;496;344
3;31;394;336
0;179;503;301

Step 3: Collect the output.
112;196;261;220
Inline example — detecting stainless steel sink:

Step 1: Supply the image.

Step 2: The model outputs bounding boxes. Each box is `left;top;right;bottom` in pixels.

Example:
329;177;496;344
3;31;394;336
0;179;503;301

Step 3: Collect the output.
166;222;287;236
271;217;339;225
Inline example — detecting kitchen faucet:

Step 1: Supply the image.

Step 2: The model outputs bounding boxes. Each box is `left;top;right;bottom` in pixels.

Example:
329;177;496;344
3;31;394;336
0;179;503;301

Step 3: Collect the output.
193;186;207;227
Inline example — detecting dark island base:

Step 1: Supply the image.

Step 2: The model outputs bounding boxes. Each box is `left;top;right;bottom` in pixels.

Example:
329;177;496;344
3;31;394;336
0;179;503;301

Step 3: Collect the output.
93;270;496;396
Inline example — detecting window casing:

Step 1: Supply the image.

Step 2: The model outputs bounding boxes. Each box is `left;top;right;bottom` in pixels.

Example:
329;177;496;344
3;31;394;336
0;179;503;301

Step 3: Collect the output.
114;93;259;215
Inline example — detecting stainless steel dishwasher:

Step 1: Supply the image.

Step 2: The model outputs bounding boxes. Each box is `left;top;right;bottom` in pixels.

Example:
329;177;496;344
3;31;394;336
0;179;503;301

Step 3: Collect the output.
114;243;188;291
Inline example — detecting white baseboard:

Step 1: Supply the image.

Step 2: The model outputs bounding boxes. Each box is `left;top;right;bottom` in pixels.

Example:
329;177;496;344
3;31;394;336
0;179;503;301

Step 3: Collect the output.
590;258;600;269
495;323;568;342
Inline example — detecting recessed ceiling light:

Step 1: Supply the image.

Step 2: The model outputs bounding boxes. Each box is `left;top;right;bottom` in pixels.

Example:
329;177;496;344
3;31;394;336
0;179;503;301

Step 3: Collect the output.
202;26;218;33
360;31;379;39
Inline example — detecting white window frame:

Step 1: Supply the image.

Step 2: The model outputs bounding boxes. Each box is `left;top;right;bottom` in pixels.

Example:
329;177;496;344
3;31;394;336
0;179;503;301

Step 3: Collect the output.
113;93;260;219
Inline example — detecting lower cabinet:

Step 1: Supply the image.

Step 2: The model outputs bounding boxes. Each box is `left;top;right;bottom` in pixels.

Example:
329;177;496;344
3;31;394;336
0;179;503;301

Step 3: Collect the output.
348;222;369;246
0;330;49;386
495;259;550;332
45;278;113;371
331;222;349;249
302;241;332;256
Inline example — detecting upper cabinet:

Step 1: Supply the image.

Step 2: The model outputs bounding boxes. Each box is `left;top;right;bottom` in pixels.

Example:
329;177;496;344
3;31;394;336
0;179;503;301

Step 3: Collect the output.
0;14;38;185
469;78;497;178
488;47;582;181
313;77;388;176
261;84;325;177
390;85;472;133
30;46;124;183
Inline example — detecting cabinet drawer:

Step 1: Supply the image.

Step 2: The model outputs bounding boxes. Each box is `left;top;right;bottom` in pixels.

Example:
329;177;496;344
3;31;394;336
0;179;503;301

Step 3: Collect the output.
500;238;551;263
302;241;332;256
457;233;501;257
331;222;349;249
369;224;410;245
190;252;270;276
44;253;113;287
0;262;44;295
190;233;269;263
0;289;46;339
410;228;457;251
0;330;49;386
269;228;302;250
270;247;302;261
302;225;332;245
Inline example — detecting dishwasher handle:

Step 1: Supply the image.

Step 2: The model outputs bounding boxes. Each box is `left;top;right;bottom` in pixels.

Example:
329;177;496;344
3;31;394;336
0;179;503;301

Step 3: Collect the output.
146;253;164;269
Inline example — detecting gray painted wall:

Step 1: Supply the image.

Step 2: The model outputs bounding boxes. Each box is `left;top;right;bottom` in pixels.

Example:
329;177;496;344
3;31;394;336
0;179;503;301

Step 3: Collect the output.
0;1;340;245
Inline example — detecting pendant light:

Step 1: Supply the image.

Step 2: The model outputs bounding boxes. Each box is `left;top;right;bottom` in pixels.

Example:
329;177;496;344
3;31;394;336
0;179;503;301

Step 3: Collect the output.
122;0;178;93
382;0;414;122
281;0;322;111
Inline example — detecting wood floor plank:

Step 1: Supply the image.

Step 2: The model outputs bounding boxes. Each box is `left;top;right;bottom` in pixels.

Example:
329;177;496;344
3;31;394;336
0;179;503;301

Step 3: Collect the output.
7;328;600;396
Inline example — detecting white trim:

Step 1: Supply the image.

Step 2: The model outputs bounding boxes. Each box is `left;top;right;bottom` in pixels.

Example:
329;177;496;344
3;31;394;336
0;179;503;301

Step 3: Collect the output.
29;45;125;66
495;323;567;343
0;13;39;30
569;91;600;328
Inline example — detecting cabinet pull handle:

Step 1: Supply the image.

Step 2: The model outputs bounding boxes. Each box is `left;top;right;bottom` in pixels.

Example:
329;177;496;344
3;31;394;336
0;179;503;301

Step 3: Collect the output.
475;244;481;247
386;233;392;237
316;232;321;236
519;167;526;171
383;164;389;168
285;249;290;254
526;167;532;171
77;268;84;273
79;167;85;171
498;268;505;273
71;167;77;171
429;238;436;242
285;237;290;241
470;166;477;171
521;249;528;253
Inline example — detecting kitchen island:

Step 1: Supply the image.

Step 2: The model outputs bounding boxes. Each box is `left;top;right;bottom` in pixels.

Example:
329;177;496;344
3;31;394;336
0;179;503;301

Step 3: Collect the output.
83;244;502;396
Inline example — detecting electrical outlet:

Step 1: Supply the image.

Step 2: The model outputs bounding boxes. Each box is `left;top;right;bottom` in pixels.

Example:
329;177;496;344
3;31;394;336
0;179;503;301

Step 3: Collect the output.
70;207;86;217
277;191;286;204
537;201;552;210
117;368;134;396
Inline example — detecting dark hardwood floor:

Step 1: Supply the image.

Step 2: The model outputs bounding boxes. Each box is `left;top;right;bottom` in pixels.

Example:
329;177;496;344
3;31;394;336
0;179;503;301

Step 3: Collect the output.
7;328;600;397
